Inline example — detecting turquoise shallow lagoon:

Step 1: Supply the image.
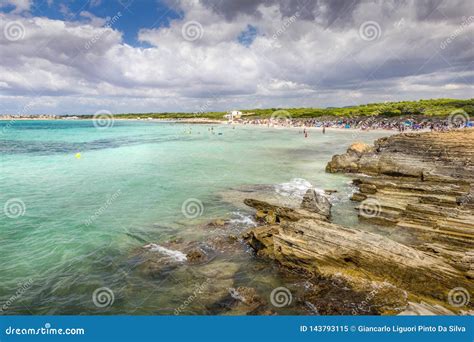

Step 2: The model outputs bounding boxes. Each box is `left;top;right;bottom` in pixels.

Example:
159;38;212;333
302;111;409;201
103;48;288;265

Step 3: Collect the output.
0;120;391;314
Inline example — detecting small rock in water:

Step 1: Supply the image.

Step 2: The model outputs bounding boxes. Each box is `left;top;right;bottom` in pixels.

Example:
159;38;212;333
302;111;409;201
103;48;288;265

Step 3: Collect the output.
228;287;263;307
224;286;271;315
212;219;227;226
186;249;207;264
301;188;332;218
205;219;229;229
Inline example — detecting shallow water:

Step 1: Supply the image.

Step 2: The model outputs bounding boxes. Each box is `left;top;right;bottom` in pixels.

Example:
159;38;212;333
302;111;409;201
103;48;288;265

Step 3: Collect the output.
0;120;392;315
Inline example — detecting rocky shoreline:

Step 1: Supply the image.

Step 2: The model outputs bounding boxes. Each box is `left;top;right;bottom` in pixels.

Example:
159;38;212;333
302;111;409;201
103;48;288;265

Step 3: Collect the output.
241;129;473;315
326;130;473;244
132;129;472;315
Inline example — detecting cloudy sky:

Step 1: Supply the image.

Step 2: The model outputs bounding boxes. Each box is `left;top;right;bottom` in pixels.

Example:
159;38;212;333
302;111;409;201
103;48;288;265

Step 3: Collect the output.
0;0;473;115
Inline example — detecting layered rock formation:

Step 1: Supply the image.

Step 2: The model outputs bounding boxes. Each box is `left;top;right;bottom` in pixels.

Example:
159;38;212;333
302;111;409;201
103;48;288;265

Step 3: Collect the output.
242;198;472;312
326;130;473;239
326;130;473;252
243;129;473;314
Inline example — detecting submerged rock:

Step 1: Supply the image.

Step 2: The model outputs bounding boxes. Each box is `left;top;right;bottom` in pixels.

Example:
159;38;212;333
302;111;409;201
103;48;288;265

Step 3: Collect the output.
228;287;264;307
133;243;188;279
132;232;243;279
204;219;229;229
186;249;208;264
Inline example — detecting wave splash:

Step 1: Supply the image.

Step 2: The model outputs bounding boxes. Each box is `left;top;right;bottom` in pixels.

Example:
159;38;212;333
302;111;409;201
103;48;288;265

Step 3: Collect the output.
143;243;187;262
229;211;257;227
275;178;327;199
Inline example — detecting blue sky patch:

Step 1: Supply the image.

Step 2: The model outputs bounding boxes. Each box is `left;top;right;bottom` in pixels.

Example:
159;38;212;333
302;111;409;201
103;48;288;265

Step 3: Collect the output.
238;24;258;47
7;0;182;46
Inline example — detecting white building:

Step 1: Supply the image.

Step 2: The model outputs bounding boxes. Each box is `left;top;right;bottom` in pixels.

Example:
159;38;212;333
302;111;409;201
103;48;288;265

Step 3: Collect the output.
224;110;242;120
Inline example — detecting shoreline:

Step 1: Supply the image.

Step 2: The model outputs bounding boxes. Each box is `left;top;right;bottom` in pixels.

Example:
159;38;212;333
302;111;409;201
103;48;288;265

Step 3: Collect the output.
1;117;458;135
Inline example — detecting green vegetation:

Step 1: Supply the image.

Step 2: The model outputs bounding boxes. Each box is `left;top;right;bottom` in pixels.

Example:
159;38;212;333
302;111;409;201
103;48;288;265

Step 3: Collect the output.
80;98;474;120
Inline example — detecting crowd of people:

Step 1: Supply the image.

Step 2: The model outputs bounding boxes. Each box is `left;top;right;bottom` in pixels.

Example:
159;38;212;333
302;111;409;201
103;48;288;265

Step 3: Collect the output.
233;116;472;132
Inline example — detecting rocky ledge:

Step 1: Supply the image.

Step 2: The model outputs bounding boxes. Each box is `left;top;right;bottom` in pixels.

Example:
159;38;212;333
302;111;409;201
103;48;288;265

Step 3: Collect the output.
326;130;473;247
242;129;473;314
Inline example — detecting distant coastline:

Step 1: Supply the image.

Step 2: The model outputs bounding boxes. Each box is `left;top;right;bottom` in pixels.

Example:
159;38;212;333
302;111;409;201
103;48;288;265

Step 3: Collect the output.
1;98;472;137
2;114;471;134
1;98;472;121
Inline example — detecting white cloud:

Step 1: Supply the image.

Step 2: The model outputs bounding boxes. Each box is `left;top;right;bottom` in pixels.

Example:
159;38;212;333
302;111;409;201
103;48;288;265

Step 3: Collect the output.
0;0;473;115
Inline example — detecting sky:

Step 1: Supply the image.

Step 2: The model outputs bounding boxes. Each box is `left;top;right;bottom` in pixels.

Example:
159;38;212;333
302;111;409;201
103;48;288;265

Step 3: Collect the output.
0;0;473;115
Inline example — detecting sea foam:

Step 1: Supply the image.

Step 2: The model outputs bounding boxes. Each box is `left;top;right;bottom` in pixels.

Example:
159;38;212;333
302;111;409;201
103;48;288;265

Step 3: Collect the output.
229;212;257;227
143;243;187;262
275;178;325;199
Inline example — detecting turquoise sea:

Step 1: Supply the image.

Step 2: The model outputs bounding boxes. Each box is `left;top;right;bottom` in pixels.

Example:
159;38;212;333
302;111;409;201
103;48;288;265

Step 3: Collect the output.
0;120;392;315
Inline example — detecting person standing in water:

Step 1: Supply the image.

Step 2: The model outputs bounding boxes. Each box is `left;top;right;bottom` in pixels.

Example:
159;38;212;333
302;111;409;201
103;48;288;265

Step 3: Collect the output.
322;125;326;134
